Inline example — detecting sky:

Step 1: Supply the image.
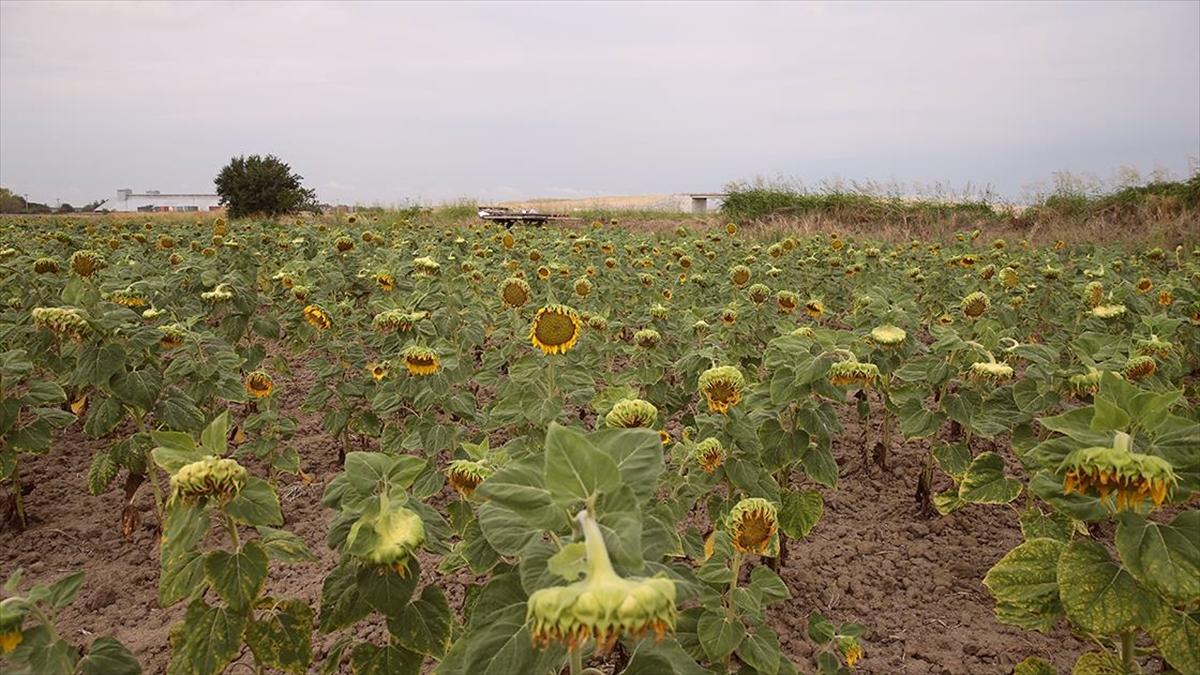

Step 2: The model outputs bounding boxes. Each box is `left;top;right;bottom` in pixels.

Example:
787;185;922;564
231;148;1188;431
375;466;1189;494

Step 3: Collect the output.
1;1;1197;207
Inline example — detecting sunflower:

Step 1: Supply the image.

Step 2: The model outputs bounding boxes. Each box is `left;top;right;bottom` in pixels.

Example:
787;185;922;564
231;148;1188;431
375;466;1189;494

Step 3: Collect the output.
605;399;659;428
747;283;770;305
1135;277;1153;294
368;361;390;381
159;324;187;349
447;459;491;498
840;637;864;668
828;359;880;388
501;232;515;249
33;258;59;274
720;307;737;325
536;266;551;281
244;371;274;398
1157;290;1173;306
1091;304;1127;319
171;457;248;504
1060;434;1176;511
376;273;395;292
804;299;825;319
1123;356;1156;381
699;365;744;414
303;304;332;330
967;361;1014;383
692;438;726;474
1084;281;1104;308
69;249;105;277
729;498;778;554
574;277;593;297
31;306;91;342
634;328;661;349
402;345;441;376
500;277;531;309
961;291;990;318
530;304;582;355
726;222;738;235
870;325;906;347
729;265;751;288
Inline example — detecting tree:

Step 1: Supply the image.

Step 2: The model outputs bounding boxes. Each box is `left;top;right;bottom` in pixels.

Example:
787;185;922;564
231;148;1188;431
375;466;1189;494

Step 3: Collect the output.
214;154;317;218
0;188;27;213
58;203;75;213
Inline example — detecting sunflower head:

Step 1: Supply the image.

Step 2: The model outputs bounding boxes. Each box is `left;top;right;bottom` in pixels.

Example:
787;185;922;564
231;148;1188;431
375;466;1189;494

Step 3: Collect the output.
1060;436;1177;511
1122;355;1157;381
805;299;825;319
634;328;662;349
693;320;710;336
447;459;492;498
104;287;148;308
345;496;426;572
1135;277;1153;294
1084;281;1105;308
367;361;390;381
692;438;726;474
201;284;234;303
605;399;659;429
1135;335;1173;359
587;315;609;331
303;304;333;330
499;277;531;309
776;290;799;314
171;456;248;504
413;256;441;276
31;306;91;342
69;249;105;277
244;371;274;398
961;291;990;319
372;309;419;334
726;222;738;235
747;283;770;305
376;273;396;292
1157;290;1173;306
530;304;582;355
967;361;1014;383
698;365;745;414
869;325;906;347
33;258;60;274
402;345;441;376
526;512;677;653
729;265;751;288
729;498;778;554
828;360;880;388
1065;369;1104;398
1091;304;1127;319
159;324;188;349
840;637;864;668
573;277;593;297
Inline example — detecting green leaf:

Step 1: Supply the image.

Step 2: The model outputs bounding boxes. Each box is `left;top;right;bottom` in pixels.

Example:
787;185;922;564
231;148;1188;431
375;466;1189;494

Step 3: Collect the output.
543;423;621;507
749;566;791;605
1057;539;1161;635
167;598;247;675
476;501;541;556
620;638;708;675
77;637;142;675
255;526;318;563
225;476;283;527
1115;511;1199;605
344;452;426;496
958;452;1021;505
932;442;971;479
6;626;79;675
778;489;822;539
21;380;66;405
318;560;371;633
736;624;783;675
75;343;125;388
388;584;452;657
357;559;419;618
1149;608;1200;675
799;437;838;489
697;609;745;660
112;368;162;412
982;538;1066;632
547;542;588;582
1019;507;1075;543
159;504;211;606
204;541;268;611
1090;396;1130;432
45;571;86;610
83;396;123;438
199;411;229;455
86;449;119;495
591;427;664;502
348;643;422;675
475;455;563;531
1069;650;1124;675
245;599;313;675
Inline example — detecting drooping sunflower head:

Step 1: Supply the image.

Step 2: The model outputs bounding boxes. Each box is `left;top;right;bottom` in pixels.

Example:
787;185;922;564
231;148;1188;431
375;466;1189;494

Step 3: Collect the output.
967;361;1014;383
334;235;355;252
1122;355;1157;381
649;303;669;321
103;287;149;308
170;456;248;504
729;498;778;554
634;328;662;349
587;315;609;331
698;365;745;414
573;277;593;297
1084;281;1105;308
747;283;770;305
69;249;105;277
693;320;710;336
776;290;799;314
201;284;234;303
1091;303;1127;320
345;496;426;573
303;304;333;330
375;273;396;292
828;360;880;388
1065;369;1104;398
605;399;659;429
33;257;60;274
961;291;990;319
1135;335;1173;359
536;265;552;281
32;306;91;342
869;325;907;347
692;438;726;474
720;307;737;325
1060;437;1177;511
805;299;825;319
244;370;274;398
729;264;751;288
447;459;492;498
401;345;441;376
530;304;582;355
159;323;188;349
526;513;677;653
372;309;417;334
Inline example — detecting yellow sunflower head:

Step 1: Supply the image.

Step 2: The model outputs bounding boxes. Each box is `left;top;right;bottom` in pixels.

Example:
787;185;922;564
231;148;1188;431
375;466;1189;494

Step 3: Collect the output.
1060;434;1176;511
729;264;751;288
303;304;333;330
376;273;396;292
530;304;582;355
698;365;745;414
870;325;907;347
69;249;105;277
447;459;492;498
605;399;659;429
729;498;778;554
401;345;441;376
574;277;593;297
1122;355;1156;381
368;361;390;381
1135;277;1153;294
244;370;274;398
692;438;726;474
961;291;990;319
634;328;662;349
828;359;880;388
805;299;825;319
776;290;798;314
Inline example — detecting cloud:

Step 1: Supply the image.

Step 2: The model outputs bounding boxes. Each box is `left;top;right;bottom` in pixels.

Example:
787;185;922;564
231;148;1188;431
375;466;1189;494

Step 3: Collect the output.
2;1;1197;205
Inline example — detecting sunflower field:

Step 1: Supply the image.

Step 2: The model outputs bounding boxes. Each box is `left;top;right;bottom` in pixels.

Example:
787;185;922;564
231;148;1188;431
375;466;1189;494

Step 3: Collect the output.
0;213;1198;675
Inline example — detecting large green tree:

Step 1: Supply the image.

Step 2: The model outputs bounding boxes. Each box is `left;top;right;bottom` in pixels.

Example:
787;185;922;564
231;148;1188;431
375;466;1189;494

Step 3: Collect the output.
214;154;318;218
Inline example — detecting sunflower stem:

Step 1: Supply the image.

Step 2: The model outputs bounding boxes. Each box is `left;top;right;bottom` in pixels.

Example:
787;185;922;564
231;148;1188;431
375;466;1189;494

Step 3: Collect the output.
569;646;583;675
577;510;617;582
1120;630;1135;672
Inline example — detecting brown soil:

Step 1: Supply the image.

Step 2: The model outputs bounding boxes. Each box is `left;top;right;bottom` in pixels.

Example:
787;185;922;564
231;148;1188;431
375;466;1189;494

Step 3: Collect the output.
1;357;1089;675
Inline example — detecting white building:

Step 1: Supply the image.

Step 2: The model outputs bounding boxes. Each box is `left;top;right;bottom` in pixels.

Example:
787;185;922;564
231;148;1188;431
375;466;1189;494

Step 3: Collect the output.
97;189;223;213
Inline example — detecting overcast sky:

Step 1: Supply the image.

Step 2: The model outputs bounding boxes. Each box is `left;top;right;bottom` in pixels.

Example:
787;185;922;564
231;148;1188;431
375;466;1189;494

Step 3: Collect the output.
2;1;1197;206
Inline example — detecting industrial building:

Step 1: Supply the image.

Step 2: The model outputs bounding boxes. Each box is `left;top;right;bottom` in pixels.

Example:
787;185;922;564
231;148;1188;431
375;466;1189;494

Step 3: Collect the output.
97;189;222;212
